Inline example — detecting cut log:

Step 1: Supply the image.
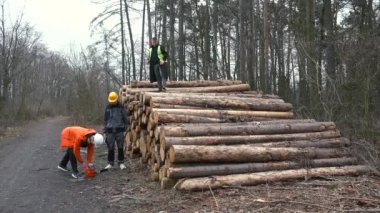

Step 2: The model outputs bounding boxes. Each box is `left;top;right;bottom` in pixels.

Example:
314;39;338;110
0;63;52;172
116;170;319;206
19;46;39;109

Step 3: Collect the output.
156;119;316;127
126;84;250;94
144;93;285;105
149;96;291;111
251;138;350;148
150;103;205;109
167;157;358;179
151;113;224;124
142;92;281;103
160;122;336;138
151;112;274;124
168;84;250;93
168;145;349;163
129;80;243;88
173;165;369;191
161;130;341;150
151;109;294;122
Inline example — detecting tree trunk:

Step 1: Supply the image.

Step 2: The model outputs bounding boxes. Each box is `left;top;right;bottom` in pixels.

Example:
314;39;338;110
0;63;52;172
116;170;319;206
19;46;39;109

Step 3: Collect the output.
160;121;335;138
150;113;223;124
263;0;270;93
239;0;247;82
167;157;358;179
146;94;285;106
323;0;336;91
161;130;341;149
150;103;205;109
211;0;219;80
174;165;369;191
152;84;250;93
142;91;281;103
168;145;349;163
123;0;136;80
119;0;126;84
306;0;320;116
153;109;293;125
250;137;350;148
169;0;176;80
146;0;152;40
139;0;146;80
125;84;250;94
178;0;185;80
129;80;243;88
149;96;293;111
203;1;211;80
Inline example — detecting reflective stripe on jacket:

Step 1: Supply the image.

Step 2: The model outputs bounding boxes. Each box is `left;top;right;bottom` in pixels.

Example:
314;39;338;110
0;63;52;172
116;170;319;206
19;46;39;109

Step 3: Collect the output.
60;126;96;164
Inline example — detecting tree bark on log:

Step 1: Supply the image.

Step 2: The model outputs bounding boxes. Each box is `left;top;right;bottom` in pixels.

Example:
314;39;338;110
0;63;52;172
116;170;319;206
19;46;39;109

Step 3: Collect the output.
167;157;358;178
126;84;250;94
168;145;349;163
150;103;205;109
149;96;292;111
251;138;350;148
129;80;243;88
173;165;369;191
143;93;285;106
140;91;285;104
151;112;275;124
160;122;336;138
157;119;316;127
151;109;294;122
161;130;341;149
150;113;224;124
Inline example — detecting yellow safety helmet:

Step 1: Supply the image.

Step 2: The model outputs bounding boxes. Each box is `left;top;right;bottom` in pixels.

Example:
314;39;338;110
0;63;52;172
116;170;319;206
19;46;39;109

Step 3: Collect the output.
108;92;118;104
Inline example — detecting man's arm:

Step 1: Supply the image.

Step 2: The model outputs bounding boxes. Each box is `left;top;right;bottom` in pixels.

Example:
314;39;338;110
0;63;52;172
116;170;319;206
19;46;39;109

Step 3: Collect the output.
121;106;129;129
87;143;94;163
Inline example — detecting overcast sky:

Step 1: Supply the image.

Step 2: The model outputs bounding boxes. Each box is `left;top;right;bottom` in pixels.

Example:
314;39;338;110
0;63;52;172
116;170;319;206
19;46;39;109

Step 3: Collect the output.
8;0;105;52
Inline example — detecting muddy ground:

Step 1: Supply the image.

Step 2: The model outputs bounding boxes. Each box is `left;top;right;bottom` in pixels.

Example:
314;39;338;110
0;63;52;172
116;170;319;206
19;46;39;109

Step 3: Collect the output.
0;117;379;212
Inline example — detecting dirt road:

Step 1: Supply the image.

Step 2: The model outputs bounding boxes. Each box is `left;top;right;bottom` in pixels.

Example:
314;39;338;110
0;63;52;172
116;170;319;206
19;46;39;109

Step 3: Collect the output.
1;117;379;212
0;117;111;212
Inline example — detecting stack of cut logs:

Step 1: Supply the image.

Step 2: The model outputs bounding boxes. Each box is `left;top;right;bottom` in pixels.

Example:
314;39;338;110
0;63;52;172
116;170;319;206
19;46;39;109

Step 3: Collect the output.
120;80;368;191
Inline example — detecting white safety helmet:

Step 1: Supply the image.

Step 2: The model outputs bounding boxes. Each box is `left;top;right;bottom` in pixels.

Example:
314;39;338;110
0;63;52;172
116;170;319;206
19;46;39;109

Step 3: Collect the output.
93;133;104;147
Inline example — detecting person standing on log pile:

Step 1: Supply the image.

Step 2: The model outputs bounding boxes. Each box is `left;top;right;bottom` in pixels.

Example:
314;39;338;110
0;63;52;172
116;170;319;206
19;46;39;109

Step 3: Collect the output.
103;91;129;170
58;127;104;179
148;37;169;92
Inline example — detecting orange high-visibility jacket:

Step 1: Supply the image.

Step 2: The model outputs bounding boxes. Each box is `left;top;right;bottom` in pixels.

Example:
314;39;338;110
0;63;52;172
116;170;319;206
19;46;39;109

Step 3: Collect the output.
60;126;96;164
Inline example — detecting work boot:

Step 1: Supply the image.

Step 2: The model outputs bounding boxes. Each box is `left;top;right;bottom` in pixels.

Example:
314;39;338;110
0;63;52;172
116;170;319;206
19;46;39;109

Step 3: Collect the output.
57;165;69;172
162;87;167;92
119;163;126;170
104;164;113;170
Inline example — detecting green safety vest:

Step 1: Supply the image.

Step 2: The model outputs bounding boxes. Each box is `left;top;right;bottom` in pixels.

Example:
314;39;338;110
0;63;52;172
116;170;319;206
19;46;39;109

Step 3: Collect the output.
149;45;165;63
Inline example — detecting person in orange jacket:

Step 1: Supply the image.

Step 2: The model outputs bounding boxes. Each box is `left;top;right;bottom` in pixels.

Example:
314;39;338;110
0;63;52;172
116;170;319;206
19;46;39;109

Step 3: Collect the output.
57;126;104;178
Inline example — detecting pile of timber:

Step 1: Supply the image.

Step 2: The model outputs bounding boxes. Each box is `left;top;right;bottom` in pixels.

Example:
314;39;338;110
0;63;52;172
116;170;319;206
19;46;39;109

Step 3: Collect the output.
120;80;368;191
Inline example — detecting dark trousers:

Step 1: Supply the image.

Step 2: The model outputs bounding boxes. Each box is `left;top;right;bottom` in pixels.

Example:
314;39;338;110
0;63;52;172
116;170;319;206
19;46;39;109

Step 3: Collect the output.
106;132;125;165
154;64;167;89
59;148;78;173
